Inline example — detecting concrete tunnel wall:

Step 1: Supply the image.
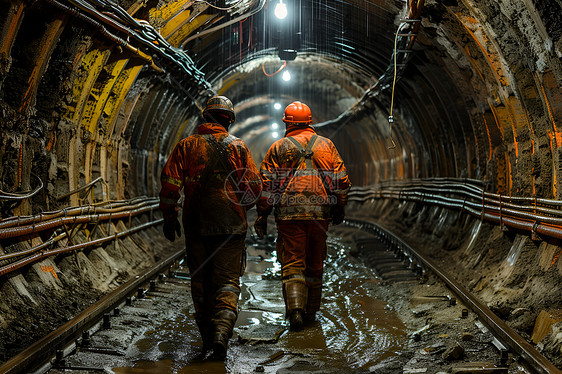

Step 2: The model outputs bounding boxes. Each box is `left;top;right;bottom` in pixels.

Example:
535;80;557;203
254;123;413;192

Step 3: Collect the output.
0;0;561;366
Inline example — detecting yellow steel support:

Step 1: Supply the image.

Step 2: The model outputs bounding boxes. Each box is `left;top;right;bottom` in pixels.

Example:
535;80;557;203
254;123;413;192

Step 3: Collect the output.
82;57;129;136
105;64;144;139
161;9;192;39
506;96;531;135
0;2;25;72
489;100;515;155
65;47;111;124
64;46;110;205
112;89;143;138
19;15;67;114
149;0;193;23
171;14;214;47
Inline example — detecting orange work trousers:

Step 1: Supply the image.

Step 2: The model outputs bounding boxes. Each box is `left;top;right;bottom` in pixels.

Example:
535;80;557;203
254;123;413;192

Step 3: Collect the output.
186;234;246;345
276;220;329;316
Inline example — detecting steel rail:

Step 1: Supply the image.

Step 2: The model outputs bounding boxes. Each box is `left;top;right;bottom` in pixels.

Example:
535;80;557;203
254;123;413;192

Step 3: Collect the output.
0;246;185;374
345;217;562;374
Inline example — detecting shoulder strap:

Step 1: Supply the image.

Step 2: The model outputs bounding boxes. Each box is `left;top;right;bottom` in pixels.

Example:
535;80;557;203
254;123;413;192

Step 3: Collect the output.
287;134;318;169
288;135;333;196
277;135;321;197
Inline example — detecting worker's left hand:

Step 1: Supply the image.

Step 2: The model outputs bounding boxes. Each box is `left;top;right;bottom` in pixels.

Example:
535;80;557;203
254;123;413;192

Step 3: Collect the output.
163;219;182;242
331;205;345;225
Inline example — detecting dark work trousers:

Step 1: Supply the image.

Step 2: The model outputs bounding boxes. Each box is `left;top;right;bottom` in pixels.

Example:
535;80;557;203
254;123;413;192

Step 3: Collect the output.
186;233;246;346
276;220;329;317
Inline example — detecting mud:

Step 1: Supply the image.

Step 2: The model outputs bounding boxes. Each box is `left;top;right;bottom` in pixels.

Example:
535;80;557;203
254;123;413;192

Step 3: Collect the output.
351;199;562;369
0;221;181;365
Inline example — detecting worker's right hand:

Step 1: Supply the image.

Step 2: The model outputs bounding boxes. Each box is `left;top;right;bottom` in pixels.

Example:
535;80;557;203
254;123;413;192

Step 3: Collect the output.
163;219;182;242
254;215;268;238
331;205;345;225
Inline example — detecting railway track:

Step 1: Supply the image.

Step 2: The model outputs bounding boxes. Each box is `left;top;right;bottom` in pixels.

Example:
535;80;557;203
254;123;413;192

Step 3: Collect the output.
345;218;562;374
0;249;186;374
1;217;561;373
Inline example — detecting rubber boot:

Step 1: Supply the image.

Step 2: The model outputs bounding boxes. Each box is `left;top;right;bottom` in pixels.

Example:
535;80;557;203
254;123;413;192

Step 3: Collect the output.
283;279;307;331
195;316;213;352
305;282;322;324
211;309;237;359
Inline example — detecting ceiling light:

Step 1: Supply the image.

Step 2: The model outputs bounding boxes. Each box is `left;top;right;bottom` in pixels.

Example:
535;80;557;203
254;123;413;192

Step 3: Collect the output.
271;123;279;129
282;70;291;81
274;0;287;19
272;131;279;138
274;102;281;110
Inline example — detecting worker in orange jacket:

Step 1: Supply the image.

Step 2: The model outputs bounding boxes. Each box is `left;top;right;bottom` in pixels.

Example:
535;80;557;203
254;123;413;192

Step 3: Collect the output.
159;96;262;357
254;101;351;331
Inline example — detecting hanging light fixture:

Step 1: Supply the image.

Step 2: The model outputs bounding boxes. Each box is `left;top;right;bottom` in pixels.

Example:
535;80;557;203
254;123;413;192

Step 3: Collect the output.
282;70;291;81
274;0;287;19
271;123;279;129
272;131;279;138
274;102;282;110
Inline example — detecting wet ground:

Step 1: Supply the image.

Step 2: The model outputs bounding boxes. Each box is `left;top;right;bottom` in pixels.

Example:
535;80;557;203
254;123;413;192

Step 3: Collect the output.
46;225;408;374
45;221;530;374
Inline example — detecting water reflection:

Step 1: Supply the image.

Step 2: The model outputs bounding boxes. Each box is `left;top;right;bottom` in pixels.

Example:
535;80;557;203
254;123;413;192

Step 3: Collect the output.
113;231;406;373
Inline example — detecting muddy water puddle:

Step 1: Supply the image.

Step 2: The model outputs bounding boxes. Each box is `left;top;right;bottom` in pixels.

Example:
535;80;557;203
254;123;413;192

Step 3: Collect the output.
113;235;407;373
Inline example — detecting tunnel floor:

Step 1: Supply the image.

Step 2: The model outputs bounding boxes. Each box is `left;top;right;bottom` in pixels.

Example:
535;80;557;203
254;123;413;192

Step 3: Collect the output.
46;223;523;374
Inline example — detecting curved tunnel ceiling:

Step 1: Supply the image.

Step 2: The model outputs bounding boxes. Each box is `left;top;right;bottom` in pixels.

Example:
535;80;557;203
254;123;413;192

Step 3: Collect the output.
0;0;560;214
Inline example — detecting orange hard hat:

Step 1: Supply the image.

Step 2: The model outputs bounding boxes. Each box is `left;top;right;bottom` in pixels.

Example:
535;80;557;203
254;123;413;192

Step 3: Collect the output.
283;101;312;124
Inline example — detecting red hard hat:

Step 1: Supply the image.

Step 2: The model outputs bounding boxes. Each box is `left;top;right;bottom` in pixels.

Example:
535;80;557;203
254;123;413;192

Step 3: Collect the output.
283;101;312;124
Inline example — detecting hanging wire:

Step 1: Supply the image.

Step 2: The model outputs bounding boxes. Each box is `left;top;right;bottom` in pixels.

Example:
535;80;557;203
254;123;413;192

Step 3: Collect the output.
262;60;287;77
195;0;246;11
387;23;405;149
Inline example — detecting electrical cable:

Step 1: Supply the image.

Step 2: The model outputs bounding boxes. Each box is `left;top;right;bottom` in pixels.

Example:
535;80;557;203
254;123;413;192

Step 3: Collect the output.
195;0;246;11
182;0;265;46
50;0;210;88
262;60;287;77
0;174;44;200
387;22;408;149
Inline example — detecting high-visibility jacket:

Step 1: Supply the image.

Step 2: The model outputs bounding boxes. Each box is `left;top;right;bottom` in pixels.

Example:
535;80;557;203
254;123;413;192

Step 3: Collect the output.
257;125;350;220
159;123;262;235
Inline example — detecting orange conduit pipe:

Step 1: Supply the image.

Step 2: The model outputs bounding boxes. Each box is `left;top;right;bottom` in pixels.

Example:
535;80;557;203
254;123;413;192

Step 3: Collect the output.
0;219;162;277
349;186;562;242
0;204;158;240
0;232;67;262
0;198;158;229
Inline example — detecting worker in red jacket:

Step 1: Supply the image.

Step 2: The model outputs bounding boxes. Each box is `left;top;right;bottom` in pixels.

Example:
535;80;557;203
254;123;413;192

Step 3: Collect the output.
254;101;351;331
159;96;262;357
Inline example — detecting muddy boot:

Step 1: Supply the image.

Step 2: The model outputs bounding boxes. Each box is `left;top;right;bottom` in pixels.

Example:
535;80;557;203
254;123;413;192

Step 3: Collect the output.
289;309;304;331
211;309;237;359
195;315;213;352
305;281;322;324
283;278;307;331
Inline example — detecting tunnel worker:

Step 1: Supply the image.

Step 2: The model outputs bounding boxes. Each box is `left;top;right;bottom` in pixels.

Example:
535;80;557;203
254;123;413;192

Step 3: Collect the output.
159;95;262;357
254;101;351;331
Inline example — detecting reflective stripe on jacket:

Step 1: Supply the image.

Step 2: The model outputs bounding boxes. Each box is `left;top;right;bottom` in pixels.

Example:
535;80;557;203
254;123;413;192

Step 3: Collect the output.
159;122;262;235
257;125;351;220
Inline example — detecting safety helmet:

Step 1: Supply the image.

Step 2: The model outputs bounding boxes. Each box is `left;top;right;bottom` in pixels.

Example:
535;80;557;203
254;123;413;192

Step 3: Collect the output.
202;95;236;124
283;101;312;125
